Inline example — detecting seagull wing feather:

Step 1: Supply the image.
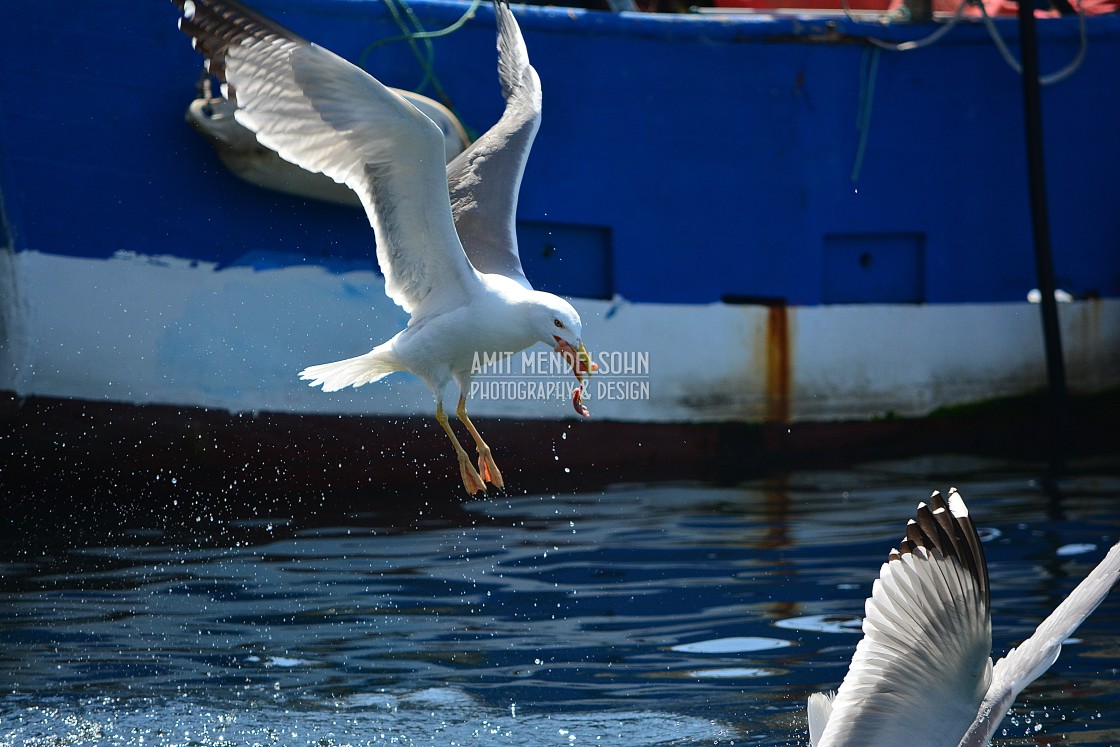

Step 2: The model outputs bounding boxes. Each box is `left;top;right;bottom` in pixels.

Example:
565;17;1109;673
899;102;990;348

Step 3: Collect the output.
958;540;1120;747
176;0;480;317
813;490;993;747
446;1;540;289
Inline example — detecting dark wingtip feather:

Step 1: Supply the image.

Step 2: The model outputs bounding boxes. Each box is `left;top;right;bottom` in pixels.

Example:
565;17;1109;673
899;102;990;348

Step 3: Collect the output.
171;0;308;93
894;489;989;606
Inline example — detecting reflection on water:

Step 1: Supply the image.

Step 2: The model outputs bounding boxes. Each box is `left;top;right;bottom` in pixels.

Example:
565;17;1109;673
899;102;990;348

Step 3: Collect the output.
1;455;1119;745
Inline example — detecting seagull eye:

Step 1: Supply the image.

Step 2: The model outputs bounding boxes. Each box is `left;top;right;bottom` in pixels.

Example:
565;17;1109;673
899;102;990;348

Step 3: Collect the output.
553;319;564;328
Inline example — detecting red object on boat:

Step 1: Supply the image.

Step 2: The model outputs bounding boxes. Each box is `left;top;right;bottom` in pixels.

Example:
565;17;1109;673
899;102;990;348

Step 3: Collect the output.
713;0;1116;13
712;0;890;9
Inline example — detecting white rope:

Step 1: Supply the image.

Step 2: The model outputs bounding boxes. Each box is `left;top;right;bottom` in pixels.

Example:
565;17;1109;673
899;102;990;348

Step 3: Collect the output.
976;0;1088;84
839;0;1089;85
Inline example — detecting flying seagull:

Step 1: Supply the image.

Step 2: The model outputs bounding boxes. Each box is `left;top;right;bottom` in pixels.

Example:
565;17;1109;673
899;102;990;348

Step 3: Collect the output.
173;0;595;494
808;488;1120;747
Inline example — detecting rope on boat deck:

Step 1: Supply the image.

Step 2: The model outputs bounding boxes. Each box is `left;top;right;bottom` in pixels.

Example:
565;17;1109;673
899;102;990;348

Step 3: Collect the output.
839;0;1087;85
976;0;1088;85
846;0;1085;182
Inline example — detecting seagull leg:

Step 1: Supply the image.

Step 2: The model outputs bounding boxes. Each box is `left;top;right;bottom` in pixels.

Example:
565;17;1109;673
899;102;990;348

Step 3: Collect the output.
437;400;487;495
457;394;504;490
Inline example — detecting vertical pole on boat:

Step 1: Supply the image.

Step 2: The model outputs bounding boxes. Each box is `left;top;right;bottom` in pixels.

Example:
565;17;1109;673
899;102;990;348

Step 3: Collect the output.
1016;0;1069;466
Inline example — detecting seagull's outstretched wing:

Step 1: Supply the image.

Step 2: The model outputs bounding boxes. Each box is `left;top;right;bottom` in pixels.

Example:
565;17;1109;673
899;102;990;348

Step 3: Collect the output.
174;0;481;317
958;539;1120;747
447;1;540;289
811;489;993;747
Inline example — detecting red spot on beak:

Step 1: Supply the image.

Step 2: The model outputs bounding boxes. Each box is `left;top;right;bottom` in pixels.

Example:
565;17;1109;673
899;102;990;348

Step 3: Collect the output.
554;337;580;380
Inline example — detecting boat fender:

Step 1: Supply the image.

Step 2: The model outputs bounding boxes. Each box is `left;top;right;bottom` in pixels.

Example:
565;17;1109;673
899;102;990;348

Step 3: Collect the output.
185;93;469;208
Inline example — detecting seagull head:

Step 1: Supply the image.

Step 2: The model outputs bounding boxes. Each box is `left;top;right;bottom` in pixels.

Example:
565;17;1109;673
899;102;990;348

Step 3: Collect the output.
531;292;580;348
531;292;596;417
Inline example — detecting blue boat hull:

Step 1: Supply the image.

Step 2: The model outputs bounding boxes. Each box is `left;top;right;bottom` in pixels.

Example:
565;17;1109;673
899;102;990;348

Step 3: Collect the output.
1;0;1118;428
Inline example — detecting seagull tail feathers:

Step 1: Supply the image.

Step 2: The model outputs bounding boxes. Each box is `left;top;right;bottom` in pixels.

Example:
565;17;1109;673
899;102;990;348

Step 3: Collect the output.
299;344;403;392
807;691;835;747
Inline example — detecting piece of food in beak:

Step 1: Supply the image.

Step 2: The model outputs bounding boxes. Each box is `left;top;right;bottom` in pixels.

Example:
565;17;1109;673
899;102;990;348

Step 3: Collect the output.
554;338;595;417
572;383;590;418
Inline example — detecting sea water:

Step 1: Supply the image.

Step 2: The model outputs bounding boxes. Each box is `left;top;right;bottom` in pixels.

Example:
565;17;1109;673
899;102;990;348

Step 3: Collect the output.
2;454;1118;746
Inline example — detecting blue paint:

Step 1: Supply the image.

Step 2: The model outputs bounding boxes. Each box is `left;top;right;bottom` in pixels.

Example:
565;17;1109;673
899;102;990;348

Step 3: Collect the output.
517;221;613;299
823;233;924;304
0;0;1117;307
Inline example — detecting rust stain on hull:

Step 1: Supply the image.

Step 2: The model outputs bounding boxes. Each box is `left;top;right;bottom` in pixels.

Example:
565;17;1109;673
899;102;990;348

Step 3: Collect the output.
765;303;792;423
